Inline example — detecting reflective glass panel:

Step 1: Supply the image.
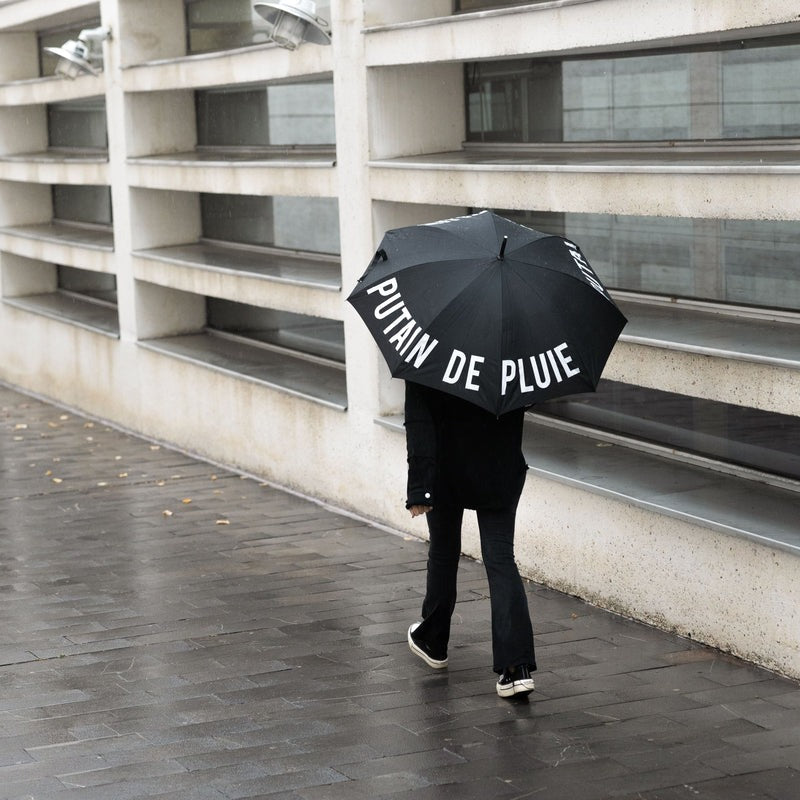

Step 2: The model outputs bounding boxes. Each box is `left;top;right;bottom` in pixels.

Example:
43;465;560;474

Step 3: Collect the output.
206;299;345;363
201;193;340;255
457;1;547;10
57;265;117;304
185;0;271;53
493;209;800;312
539;380;800;482
48;97;107;150
196;83;335;148
52;185;113;227
467;39;800;142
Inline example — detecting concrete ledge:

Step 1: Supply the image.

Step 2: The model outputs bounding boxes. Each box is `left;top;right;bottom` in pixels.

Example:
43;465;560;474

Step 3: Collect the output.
139;333;348;410
3;294;119;337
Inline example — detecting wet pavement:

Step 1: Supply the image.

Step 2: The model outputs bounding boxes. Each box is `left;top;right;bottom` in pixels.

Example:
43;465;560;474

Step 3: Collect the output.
1;382;799;800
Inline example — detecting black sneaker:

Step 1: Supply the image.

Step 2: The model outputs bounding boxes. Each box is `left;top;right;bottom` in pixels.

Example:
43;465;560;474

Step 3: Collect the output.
496;664;535;698
407;623;448;669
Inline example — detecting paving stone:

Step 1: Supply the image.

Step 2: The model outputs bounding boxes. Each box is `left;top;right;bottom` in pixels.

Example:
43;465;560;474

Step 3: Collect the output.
2;384;800;798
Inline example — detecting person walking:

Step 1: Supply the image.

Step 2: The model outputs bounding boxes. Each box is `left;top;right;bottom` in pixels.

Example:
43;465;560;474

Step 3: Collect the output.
404;379;536;698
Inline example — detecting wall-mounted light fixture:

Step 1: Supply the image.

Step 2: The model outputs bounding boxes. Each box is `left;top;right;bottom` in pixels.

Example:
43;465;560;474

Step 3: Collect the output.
44;26;111;79
253;1;331;50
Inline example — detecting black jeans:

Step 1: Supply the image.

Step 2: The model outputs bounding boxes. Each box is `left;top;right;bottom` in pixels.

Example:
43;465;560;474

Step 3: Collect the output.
413;493;536;674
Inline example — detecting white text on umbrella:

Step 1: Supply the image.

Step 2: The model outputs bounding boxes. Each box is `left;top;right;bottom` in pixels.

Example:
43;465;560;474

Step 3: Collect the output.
501;343;581;396
443;349;485;392
366;278;439;368
565;241;606;296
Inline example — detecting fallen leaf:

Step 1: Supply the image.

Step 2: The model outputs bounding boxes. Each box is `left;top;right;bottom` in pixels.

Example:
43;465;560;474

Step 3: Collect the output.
216;519;230;525
156;480;166;486
14;423;27;430
150;445;160;451
182;498;192;504
48;421;59;428
97;481;108;487
45;469;53;476
59;414;69;421
162;509;173;517
118;472;128;478
52;477;63;484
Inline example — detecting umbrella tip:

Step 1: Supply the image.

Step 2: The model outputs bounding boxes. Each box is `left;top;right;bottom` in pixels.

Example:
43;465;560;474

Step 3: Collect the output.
498;236;508;260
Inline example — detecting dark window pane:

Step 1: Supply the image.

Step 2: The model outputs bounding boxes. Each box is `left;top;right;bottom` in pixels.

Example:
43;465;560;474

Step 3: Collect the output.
539;380;800;482
457;1;545;10
195;83;335;148
201;193;274;247
185;0;270;54
466;39;800;142
492;209;800;312
57;265;117;304
52;185;113;227
206;298;344;363
48;97;107;150
200;193;340;255
196;87;269;148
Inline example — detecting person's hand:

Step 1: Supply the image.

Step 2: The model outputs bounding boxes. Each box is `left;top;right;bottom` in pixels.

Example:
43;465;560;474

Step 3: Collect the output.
409;505;432;518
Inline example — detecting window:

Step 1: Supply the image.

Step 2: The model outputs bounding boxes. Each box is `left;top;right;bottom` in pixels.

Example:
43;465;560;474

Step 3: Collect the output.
38;20;101;77
466;38;800;142
207;299;344;364
457;1;546;10
493;209;800;312
201;193;340;256
195;83;336;149
140;294;347;407
47;97;107;151
538;380;800;484
2;264;118;336
185;0;271;54
58;265;117;305
52;185;112;228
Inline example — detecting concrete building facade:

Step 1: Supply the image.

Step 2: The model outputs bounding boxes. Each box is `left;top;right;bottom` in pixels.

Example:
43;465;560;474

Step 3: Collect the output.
1;0;799;676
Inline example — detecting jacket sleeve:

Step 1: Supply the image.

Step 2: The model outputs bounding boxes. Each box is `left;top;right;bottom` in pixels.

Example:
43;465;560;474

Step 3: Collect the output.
403;381;437;508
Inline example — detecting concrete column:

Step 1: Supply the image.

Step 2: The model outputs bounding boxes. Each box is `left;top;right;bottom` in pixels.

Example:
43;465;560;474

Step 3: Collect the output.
331;0;382;420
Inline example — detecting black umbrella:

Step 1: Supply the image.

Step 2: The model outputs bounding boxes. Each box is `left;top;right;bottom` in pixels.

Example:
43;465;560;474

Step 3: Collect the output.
347;211;627;416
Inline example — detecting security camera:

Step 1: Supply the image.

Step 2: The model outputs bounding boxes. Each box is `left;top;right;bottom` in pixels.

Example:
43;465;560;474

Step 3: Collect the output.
44;26;111;79
253;1;331;50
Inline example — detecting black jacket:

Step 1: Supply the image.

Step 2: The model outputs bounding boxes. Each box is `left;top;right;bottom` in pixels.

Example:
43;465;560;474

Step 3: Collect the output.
404;381;528;511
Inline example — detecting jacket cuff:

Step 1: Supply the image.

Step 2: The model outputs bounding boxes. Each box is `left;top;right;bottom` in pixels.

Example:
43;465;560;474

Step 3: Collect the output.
406;489;433;509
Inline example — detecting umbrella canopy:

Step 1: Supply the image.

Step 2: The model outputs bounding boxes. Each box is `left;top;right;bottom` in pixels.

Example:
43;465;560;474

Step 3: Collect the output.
347;211;627;416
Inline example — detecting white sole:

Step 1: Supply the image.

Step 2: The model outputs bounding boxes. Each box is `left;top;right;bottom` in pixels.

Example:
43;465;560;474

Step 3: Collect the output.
496;678;535;698
407;624;448;669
